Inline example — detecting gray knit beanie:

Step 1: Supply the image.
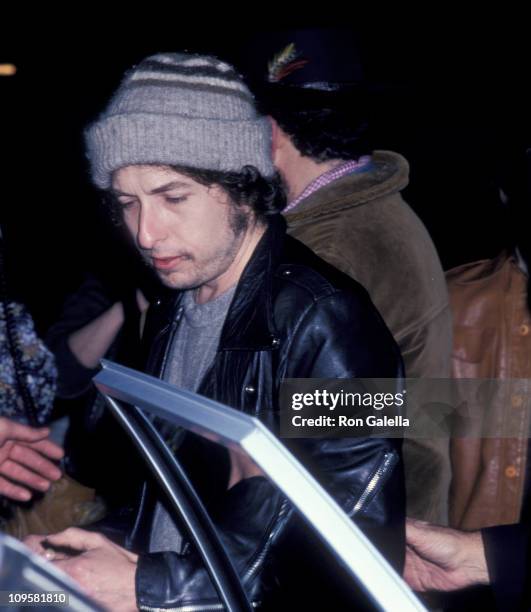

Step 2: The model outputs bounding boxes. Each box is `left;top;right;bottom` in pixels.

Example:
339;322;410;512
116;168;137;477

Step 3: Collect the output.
85;53;274;189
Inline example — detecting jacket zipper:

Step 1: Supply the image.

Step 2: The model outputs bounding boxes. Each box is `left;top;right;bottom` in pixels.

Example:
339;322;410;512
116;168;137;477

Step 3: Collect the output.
157;306;184;376
140;600;260;612
242;497;291;584
351;450;398;516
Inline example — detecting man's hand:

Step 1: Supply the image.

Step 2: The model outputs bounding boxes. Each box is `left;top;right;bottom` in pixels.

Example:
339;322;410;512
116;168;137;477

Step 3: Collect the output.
25;528;138;612
404;518;490;592
0;417;63;501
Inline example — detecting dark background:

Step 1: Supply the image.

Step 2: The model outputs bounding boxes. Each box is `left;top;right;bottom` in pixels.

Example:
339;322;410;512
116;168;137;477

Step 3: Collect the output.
1;19;529;332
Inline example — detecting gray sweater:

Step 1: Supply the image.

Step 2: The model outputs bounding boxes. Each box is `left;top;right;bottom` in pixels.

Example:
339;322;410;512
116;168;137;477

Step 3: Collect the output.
150;286;236;553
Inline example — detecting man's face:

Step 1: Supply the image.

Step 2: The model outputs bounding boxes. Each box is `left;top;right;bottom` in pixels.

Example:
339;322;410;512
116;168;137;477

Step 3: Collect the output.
112;165;252;291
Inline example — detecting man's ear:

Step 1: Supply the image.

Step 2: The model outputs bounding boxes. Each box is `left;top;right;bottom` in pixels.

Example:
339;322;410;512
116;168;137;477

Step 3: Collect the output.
269;116;283;161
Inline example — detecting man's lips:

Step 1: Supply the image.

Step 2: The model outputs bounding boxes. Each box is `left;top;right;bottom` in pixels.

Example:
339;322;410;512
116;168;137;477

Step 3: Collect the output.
152;255;186;270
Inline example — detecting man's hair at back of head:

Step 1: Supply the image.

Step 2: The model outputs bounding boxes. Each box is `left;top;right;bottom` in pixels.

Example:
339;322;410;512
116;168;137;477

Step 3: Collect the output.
270;103;373;162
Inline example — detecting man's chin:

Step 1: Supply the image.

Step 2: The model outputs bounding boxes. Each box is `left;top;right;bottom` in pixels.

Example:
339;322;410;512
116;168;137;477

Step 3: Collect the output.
155;269;198;291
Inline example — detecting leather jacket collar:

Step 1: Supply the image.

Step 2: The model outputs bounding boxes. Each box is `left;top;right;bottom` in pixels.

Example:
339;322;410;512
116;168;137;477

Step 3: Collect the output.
219;215;285;351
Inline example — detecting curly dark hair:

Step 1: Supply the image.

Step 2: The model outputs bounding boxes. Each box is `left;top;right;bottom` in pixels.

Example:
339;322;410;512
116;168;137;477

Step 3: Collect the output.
274;108;372;162
102;164;286;225
259;85;373;162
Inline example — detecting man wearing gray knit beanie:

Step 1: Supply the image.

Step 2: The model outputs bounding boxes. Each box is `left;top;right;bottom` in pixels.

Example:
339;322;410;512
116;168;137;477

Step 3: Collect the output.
25;52;405;611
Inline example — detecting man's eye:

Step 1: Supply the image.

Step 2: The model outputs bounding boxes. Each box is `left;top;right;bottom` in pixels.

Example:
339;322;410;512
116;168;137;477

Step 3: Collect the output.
119;201;136;210
165;196;186;205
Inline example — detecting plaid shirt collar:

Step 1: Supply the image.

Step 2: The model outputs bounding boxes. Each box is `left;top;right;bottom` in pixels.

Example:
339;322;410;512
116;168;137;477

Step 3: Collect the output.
284;156;372;213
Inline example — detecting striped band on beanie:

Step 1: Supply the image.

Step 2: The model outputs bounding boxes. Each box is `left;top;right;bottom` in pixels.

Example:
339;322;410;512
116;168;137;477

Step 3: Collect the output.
85;53;274;189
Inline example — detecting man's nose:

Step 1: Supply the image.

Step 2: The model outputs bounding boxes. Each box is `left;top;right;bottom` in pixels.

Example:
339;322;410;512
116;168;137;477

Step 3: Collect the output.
136;205;167;250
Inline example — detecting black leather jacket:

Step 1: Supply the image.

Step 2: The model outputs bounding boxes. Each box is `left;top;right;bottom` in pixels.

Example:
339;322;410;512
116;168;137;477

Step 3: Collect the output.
133;216;405;611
